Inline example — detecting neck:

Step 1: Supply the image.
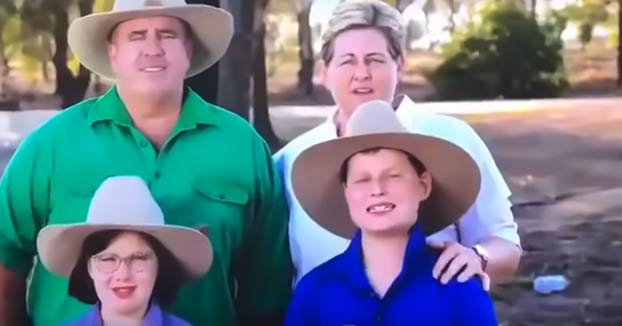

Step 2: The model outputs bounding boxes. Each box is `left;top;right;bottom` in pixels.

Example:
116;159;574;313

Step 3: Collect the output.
361;231;409;297
335;110;350;137
100;302;148;326
117;86;183;120
117;87;184;149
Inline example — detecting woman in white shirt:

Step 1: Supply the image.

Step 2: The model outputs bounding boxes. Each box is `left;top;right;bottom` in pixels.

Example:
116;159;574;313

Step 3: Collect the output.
274;0;522;288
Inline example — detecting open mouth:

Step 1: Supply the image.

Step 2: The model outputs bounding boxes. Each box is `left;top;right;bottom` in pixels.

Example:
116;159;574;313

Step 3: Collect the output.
366;202;396;213
352;87;373;95
112;286;136;299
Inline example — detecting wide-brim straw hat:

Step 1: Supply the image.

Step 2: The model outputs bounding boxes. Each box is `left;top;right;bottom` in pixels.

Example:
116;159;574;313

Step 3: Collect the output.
291;100;481;238
36;176;213;279
67;0;233;80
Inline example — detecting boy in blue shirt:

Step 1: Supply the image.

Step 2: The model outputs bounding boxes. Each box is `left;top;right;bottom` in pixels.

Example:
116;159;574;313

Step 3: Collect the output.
286;100;498;326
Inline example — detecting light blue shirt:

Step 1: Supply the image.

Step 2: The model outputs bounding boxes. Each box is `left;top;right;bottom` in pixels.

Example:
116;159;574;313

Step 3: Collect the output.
62;302;191;326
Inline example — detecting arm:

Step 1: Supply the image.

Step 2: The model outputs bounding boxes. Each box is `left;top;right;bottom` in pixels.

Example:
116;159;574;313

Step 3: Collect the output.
234;133;293;326
432;121;521;286
0;132;52;326
452;278;497;326
0;265;29;326
466;122;521;283
477;236;521;284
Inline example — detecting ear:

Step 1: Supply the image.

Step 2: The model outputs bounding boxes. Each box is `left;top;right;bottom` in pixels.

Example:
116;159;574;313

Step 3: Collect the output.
318;60;329;89
396;55;405;80
107;43;117;69
184;38;194;60
87;260;95;280
417;171;433;201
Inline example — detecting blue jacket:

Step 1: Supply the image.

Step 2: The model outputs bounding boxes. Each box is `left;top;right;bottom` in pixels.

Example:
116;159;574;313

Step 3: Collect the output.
62;301;191;326
285;223;498;326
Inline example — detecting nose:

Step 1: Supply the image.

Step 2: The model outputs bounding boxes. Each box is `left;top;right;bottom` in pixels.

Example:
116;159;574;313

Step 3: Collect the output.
143;33;164;57
114;260;132;281
352;62;371;81
370;179;385;197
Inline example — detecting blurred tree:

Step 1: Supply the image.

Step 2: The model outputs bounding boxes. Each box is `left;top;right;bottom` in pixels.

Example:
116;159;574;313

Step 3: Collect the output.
430;0;568;100
563;0;610;51
216;0;252;119
19;0;93;108
618;0;621;85
184;0;220;105
296;0;313;95
253;0;280;149
0;1;17;79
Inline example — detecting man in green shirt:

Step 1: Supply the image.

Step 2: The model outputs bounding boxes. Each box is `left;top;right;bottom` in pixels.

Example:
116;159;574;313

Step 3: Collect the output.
0;1;292;326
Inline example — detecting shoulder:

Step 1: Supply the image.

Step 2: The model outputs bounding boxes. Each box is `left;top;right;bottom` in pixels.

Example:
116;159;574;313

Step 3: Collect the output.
294;253;346;293
274;121;333;165
15;99;93;149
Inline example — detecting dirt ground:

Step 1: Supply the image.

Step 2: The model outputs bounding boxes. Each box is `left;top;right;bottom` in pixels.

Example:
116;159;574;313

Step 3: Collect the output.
462;107;622;326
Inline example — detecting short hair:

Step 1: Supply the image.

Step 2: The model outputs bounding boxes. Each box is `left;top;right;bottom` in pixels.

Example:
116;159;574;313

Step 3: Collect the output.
339;147;427;183
68;230;189;307
320;0;405;64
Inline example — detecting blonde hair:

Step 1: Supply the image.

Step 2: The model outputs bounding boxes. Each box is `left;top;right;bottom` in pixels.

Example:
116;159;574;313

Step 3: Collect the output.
321;0;405;63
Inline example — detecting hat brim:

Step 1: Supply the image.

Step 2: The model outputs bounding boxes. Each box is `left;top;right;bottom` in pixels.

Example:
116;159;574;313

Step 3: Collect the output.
67;5;233;80
37;223;213;278
291;133;481;238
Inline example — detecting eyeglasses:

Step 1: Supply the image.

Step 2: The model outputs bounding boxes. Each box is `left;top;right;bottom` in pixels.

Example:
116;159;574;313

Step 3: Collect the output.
90;252;156;274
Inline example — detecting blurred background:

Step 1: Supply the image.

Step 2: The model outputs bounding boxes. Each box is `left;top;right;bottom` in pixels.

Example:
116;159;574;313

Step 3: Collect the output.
0;0;621;325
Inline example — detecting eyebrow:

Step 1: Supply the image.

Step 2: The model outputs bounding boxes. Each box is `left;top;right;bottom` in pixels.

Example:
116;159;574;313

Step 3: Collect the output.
127;28;179;37
337;52;387;59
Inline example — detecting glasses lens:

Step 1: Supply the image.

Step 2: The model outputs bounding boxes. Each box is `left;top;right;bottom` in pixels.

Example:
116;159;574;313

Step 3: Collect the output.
128;252;154;272
92;254;120;274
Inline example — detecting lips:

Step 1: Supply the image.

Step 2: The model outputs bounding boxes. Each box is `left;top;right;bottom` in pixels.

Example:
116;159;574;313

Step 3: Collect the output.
352;87;373;95
366;202;396;214
112;286;136;299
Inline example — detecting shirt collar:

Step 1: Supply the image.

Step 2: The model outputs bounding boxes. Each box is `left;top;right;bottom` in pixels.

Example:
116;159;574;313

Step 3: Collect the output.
338;223;432;291
87;86;219;129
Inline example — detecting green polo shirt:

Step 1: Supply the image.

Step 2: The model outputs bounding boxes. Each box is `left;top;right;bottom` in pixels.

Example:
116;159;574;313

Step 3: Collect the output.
0;87;292;326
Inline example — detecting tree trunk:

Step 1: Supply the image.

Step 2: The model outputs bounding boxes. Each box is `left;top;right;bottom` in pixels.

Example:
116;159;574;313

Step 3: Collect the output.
531;0;537;18
297;0;314;95
0;40;7;77
184;0;219;104
618;0;622;86
52;1;93;108
252;0;280;150
446;0;456;34
217;0;253;119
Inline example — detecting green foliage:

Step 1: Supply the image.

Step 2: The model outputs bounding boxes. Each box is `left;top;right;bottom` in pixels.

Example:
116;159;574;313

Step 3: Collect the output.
429;0;569;100
93;0;114;12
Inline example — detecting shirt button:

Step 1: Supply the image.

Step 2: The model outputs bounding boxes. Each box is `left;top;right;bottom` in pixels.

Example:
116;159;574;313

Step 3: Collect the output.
154;171;161;179
139;140;148;147
375;314;382;321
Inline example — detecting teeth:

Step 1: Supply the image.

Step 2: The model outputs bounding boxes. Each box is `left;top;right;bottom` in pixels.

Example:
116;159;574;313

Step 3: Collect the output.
367;204;395;213
142;67;164;72
353;89;372;94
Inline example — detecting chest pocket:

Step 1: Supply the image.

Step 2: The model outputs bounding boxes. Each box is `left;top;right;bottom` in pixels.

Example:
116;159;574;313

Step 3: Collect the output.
49;173;114;224
189;179;250;251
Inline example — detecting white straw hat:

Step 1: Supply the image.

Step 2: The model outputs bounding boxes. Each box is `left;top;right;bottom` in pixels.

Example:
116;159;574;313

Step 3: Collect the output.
67;0;233;79
37;175;213;278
